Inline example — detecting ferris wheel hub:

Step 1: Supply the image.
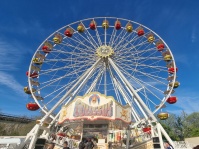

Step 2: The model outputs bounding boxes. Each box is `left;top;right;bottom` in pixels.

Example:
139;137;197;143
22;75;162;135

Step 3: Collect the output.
96;45;114;58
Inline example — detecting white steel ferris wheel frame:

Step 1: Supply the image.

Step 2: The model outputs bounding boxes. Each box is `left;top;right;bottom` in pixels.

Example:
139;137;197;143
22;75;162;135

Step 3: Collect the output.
23;17;177;149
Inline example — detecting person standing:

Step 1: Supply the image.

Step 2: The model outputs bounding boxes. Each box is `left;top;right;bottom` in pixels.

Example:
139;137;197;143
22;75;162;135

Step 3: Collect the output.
92;138;97;149
164;141;174;149
85;138;94;149
79;138;86;149
63;141;70;149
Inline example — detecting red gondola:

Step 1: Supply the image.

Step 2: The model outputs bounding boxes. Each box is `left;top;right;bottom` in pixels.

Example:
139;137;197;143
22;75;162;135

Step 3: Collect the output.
42;42;53;53
142;127;151;134
167;96;177;104
156;40;165;51
64;28;74;37
168;67;178;73
137;26;144;36
90;20;96;30
26;71;38;78
26;103;39;111
57;133;66;137
115;20;121;30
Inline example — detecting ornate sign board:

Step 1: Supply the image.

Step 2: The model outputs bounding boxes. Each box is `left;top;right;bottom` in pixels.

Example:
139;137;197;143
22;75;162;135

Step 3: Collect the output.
58;92;131;124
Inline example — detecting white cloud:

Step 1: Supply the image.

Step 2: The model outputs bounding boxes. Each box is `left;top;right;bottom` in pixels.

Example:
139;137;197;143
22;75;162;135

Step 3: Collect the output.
0;40;24;70
0;71;26;98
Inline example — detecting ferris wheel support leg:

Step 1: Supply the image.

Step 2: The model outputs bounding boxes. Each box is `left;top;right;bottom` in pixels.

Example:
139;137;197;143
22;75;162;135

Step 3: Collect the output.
39;59;101;123
108;58;157;121
114;78;140;121
158;123;174;147
157;123;164;149
17;124;40;149
28;124;40;149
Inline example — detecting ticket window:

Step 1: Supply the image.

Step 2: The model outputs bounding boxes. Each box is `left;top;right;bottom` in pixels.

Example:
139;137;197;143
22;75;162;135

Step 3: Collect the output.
83;124;108;142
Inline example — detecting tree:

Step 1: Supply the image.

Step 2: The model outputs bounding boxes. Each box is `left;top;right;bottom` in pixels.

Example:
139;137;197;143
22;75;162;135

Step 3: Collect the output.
159;111;199;140
183;112;199;138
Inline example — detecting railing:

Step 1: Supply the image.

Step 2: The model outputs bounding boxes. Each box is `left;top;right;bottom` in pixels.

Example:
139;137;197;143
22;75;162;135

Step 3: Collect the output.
0;136;27;149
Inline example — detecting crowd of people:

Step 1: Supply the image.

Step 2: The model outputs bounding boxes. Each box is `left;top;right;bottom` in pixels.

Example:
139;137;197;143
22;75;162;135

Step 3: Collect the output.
47;141;70;149
46;137;97;149
78;137;97;149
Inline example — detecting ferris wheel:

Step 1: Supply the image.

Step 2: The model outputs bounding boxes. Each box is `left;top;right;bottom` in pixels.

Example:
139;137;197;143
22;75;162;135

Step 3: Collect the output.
24;17;179;122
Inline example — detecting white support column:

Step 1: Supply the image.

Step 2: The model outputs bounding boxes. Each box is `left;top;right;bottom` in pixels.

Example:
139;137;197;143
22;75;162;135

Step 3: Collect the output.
157;123;164;149
159;123;174;147
17;125;38;149
114;78;140;122
108;63;140;121
104;64;107;95
108;58;157;121
109;60;148;119
86;69;103;94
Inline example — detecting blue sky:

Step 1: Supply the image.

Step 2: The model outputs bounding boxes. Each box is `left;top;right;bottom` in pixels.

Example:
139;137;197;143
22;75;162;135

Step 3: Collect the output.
0;0;198;117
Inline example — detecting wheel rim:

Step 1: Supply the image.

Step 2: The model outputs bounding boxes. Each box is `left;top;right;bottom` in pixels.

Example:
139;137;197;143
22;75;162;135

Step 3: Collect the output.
27;17;177;120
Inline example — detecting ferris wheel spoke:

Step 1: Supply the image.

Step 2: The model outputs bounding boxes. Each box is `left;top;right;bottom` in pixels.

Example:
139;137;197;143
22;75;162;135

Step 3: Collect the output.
55;42;94;55
121;67;165;97
113;25;147;51
134;70;167;85
58;32;95;53
112;31;129;49
40;59;94;75
110;26;129;47
118;47;157;56
108;26;117;46
117;59;167;74
115;31;142;52
116;38;151;57
107;63;123;104
70;24;99;49
111;23;136;48
39;64;94;88
48;50;95;60
85;68;104;94
116;62;165;93
94;27;103;46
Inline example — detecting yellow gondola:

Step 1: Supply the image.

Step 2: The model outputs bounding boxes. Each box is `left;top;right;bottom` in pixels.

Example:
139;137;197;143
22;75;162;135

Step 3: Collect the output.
24;87;36;94
33;58;43;65
147;33;155;43
158;112;169;120
53;34;62;44
77;23;85;33
164;55;172;61
102;20;109;29
126;23;133;32
169;81;180;88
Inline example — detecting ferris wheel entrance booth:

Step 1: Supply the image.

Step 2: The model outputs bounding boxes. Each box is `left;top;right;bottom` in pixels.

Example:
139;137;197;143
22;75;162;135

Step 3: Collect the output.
58;92;131;148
